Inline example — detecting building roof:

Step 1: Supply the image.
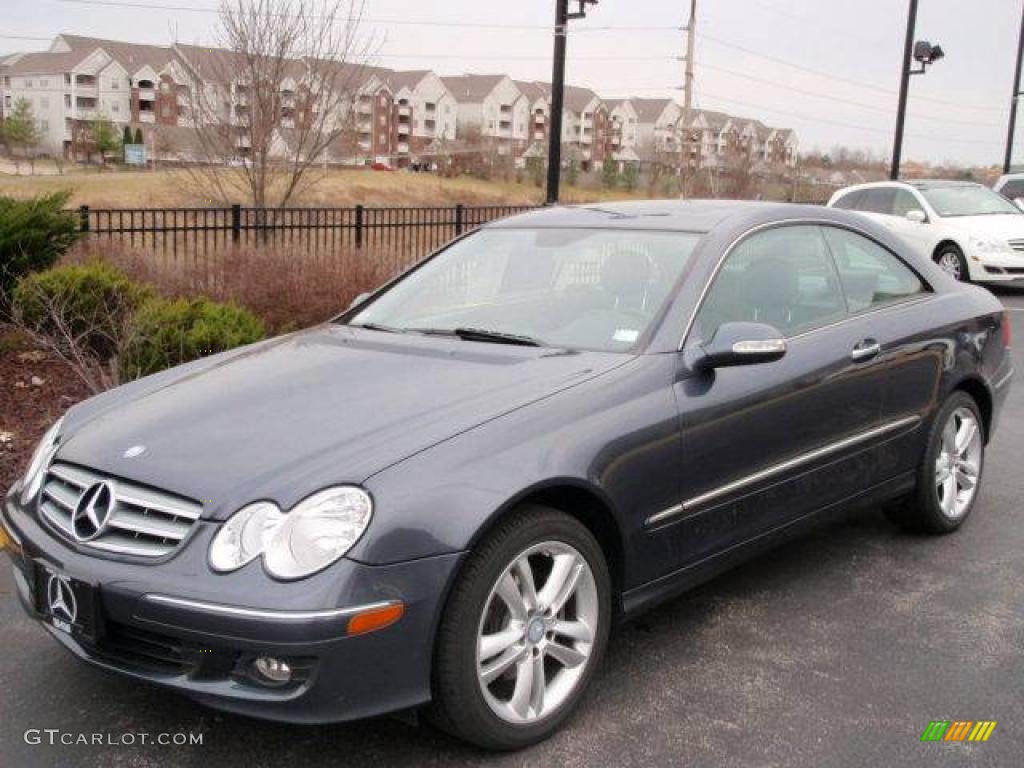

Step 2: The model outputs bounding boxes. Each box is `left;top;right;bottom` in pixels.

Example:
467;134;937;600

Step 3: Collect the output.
440;74;506;103
514;80;550;103
387;69;431;93
0;50;86;76
630;98;677;123
56;34;178;74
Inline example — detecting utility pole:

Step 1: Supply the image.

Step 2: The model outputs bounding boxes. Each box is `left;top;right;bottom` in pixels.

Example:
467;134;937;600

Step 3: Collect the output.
546;0;598;205
680;0;697;197
891;0;919;180
1004;2;1024;174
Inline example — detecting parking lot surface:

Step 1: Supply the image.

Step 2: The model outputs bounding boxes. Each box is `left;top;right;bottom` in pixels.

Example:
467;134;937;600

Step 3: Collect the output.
2;290;1023;768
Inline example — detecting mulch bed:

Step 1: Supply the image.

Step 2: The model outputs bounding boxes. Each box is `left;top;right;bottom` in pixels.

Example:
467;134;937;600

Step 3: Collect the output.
0;330;91;490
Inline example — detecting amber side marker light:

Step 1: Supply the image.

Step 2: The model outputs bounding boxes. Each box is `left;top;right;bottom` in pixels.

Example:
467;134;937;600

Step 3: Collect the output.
347;602;405;636
0;527;8;551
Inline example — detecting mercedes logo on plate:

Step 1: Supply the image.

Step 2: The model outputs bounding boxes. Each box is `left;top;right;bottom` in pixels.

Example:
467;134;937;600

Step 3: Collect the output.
72;481;115;542
47;574;77;624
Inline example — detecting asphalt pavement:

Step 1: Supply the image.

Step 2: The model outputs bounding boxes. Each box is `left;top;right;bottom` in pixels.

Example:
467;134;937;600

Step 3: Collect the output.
2;290;1023;768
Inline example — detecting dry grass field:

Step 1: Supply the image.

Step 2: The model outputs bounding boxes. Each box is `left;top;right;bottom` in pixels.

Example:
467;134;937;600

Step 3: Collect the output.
0;164;648;208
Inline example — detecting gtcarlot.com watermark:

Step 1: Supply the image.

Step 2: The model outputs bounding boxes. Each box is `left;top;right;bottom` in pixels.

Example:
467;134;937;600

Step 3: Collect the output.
25;729;204;746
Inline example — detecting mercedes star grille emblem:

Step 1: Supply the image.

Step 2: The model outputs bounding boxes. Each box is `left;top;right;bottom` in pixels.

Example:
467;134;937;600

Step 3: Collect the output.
72;481;115;542
47;574;77;624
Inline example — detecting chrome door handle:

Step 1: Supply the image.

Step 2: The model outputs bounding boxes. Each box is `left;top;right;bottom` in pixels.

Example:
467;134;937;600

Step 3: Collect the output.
851;341;881;362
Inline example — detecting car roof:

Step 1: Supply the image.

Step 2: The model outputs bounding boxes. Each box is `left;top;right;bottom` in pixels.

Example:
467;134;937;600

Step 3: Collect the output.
837;179;983;194
484;199;798;233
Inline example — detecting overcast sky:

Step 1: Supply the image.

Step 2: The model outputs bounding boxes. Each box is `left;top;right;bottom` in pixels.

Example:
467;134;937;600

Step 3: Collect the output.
3;0;1022;165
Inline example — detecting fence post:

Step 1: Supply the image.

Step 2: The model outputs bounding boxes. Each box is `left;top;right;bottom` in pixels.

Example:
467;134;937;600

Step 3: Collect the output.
231;204;241;243
454;203;464;236
79;205;90;234
355;204;364;249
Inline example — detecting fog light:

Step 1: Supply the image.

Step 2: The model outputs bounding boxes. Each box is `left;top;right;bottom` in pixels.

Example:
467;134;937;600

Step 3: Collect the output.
252;656;293;685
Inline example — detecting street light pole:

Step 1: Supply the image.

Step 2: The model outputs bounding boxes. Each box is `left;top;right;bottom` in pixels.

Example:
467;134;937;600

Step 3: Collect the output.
1004;2;1024;174
546;0;598;205
546;0;569;205
891;0;919;180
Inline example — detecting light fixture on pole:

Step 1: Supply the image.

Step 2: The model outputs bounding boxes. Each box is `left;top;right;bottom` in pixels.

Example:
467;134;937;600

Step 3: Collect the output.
546;0;599;205
890;0;944;180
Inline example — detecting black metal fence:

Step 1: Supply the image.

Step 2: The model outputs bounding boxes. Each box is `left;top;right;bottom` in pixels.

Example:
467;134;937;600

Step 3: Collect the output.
76;204;539;266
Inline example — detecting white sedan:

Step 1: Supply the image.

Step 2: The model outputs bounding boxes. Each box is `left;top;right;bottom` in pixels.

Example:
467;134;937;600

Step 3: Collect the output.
828;180;1024;283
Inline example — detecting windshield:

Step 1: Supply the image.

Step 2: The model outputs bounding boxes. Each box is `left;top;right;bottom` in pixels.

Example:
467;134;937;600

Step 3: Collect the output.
348;227;701;352
920;186;1021;217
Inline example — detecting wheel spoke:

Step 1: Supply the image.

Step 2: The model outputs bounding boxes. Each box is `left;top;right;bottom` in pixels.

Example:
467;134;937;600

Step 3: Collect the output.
480;643;527;684
941;418;957;454
935;463;950;486
479;625;523;664
538;553;583;615
955;420;978;456
528;653;546;715
940;474;958;515
552;618;593;644
545;640;587;669
508;654;535;718
495;571;528;621
512;556;539;611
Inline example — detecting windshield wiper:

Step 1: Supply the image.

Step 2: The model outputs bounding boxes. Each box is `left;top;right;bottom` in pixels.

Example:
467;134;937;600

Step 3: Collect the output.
350;322;404;334
411;327;544;347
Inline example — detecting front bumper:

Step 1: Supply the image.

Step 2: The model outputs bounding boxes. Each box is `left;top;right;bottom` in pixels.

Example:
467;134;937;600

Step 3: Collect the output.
2;488;463;724
969;251;1024;282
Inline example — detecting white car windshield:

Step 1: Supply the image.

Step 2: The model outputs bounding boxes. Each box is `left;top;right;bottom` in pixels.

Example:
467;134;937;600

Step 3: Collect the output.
920;186;1021;217
349;228;701;352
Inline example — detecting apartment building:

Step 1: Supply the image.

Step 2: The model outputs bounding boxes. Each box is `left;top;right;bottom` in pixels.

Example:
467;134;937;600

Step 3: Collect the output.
441;74;529;153
0;33;799;171
387;70;457;159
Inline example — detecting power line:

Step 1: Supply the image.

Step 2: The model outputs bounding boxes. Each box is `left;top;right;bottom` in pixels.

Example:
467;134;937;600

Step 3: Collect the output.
53;0;682;32
699;31;1007;114
0;34;53;42
700;61;1005;129
696;90;1004;147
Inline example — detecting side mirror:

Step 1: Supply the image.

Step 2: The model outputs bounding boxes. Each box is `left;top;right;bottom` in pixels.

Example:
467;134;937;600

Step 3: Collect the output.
1014;197;1024;212
348;292;371;310
905;209;927;224
694;322;786;371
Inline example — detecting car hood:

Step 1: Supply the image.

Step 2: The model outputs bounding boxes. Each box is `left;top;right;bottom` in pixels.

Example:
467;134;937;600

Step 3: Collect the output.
57;325;628;519
938;213;1024;240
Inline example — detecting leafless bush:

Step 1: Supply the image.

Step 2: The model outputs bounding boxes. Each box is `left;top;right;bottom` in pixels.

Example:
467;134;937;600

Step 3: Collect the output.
66;241;403;333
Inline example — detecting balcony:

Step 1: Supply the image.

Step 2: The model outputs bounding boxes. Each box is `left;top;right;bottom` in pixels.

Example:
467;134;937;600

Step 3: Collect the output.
397;105;411;117
397;141;409;153
397;123;410;135
138;88;155;101
139;112;155;124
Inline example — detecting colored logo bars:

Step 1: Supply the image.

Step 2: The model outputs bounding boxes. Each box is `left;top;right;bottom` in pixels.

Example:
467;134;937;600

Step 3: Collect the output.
921;720;997;743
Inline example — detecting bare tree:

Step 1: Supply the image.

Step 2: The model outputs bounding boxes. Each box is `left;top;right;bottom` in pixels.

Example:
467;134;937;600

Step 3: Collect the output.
182;0;375;208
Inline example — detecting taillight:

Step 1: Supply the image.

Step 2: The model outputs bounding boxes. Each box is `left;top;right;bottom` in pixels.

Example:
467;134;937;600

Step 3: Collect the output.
1002;311;1012;349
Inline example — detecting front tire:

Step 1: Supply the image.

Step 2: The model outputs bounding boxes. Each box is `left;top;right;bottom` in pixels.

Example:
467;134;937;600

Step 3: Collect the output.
429;505;611;750
935;244;970;282
886;392;984;534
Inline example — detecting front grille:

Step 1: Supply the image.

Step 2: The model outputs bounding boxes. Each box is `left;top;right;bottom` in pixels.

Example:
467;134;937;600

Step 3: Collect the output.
39;462;202;558
1008;239;1024;253
85;621;240;678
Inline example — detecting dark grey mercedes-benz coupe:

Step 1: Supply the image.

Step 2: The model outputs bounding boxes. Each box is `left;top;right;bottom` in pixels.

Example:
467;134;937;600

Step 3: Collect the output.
3;201;1013;749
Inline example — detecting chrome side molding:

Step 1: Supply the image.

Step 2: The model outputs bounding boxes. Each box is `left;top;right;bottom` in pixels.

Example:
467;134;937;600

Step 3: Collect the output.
646;414;922;528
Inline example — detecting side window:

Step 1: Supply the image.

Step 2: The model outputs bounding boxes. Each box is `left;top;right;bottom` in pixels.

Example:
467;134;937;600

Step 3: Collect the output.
832;190;863;210
693;225;846;342
822;227;927;312
891;189;926;218
858;188;897;215
1000;180;1024;200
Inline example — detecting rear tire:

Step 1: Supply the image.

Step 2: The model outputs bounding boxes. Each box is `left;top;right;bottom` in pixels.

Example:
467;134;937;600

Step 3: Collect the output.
428;505;611;750
934;244;970;283
885;392;984;534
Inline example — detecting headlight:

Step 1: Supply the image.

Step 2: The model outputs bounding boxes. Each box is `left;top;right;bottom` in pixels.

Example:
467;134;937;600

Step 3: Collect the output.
208;501;283;572
209;486;372;580
264;487;373;580
969;234;1011;255
20;417;63;506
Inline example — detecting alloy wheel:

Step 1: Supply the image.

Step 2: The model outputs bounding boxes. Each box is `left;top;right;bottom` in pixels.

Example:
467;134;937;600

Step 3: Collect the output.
475;541;599;724
934;406;983;520
938;251;963;280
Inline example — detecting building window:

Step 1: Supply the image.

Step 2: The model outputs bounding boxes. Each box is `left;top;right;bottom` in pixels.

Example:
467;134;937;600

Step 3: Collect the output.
111;79;119;89
64;73;70;86
39;119;48;130
39;79;48;88
64;94;71;107
25;79;33;88
40;97;49;109
4;76;11;87
111;103;119;113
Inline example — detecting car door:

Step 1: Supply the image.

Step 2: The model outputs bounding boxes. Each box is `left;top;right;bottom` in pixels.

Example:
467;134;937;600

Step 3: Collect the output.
658;224;894;566
821;224;942;475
